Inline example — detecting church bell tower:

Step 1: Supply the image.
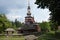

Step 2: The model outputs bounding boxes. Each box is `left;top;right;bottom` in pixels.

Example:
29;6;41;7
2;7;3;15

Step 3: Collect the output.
25;0;35;25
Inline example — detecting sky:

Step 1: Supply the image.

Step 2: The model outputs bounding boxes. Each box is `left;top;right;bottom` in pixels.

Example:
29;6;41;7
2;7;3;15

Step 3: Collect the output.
0;0;51;22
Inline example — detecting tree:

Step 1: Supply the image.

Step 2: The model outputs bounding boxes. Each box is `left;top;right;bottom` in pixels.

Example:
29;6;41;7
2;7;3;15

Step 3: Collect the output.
14;19;22;28
0;14;12;33
35;0;60;30
39;21;50;32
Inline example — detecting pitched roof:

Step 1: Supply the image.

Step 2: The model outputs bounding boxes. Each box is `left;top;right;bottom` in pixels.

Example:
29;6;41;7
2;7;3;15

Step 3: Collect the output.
5;28;15;31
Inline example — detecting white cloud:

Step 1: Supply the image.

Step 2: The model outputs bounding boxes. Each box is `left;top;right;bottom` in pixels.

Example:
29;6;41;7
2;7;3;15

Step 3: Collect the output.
0;0;50;22
6;8;26;22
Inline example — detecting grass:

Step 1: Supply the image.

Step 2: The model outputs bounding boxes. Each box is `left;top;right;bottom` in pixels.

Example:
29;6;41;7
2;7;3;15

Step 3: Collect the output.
0;36;25;40
37;32;60;40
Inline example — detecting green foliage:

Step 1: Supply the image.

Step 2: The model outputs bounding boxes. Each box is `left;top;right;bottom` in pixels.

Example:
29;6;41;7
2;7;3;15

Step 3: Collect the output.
0;14;12;33
11;19;23;29
35;0;60;30
39;21;51;32
0;14;23;33
55;30;60;39
37;32;60;40
50;21;58;31
15;19;22;28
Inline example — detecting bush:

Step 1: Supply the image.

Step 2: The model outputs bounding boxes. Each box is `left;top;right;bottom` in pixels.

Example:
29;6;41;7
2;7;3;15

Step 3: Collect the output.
55;30;60;39
37;32;58;40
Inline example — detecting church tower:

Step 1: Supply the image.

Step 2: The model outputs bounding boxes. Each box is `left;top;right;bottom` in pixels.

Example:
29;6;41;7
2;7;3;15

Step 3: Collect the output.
24;0;41;32
25;0;35;25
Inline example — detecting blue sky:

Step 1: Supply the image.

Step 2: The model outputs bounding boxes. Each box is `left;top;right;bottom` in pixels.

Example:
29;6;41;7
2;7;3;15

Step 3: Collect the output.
0;0;51;22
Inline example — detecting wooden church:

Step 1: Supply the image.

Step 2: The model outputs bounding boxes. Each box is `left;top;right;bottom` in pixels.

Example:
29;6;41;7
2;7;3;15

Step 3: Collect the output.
17;0;41;35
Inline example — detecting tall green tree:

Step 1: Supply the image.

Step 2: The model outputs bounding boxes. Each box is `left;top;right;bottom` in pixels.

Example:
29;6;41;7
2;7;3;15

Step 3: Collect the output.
35;0;60;30
0;14;12;33
14;19;22;28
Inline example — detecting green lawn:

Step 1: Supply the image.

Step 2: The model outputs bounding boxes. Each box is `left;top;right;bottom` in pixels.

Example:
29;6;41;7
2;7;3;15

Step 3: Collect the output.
0;36;25;40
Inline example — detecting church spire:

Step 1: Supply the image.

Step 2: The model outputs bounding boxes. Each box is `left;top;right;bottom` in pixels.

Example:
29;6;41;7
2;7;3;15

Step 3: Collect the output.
27;0;31;15
28;0;30;9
